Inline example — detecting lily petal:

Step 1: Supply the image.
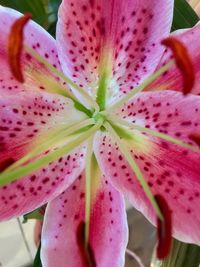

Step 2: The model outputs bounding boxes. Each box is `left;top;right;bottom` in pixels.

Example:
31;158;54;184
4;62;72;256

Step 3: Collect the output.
57;0;173;102
94;91;200;244
41;173;128;267
0;6;64;96
0;91;87;220
95;132;200;244
117;91;200;148
148;23;200;95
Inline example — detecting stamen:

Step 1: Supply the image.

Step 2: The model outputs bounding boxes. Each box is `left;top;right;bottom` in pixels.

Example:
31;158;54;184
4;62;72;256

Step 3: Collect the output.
8;14;32;82
155;194;172;259
0;121;102;186
76;221;96;267
85;137;94;247
126;249;145;267
7;119;95;172
188;133;200;147
107;116;200;153
162;37;195;95
103;60;174;114
104;121;163;220
25;46;99;111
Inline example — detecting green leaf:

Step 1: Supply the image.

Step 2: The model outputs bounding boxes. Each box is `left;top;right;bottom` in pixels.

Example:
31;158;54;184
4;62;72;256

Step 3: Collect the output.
23;208;44;223
46;0;62;36
181;243;200;267
47;20;57;36
33;243;42;267
172;0;199;31
0;0;49;28
152;239;200;267
49;0;62;12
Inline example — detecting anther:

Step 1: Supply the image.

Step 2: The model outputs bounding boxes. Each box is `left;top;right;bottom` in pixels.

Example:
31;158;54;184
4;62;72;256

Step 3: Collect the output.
189;133;200;147
155;194;172;259
162;37;195;95
0;158;15;172
8;13;32;83
76;221;96;267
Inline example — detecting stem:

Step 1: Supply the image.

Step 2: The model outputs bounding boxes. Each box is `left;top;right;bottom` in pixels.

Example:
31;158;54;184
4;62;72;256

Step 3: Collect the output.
7;119;95;171
108;116;200;153
104;121;163;220
126;249;145;267
25;46;99;111
85;137;94;247
0;122;102;186
105;60;174;113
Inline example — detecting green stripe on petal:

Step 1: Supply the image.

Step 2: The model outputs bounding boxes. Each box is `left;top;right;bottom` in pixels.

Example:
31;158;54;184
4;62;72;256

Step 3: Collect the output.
108;116;200;153
104;60;174;114
25;46;99;111
85;140;102;247
104;121;163;220
96;50;112;111
85;136;94;247
7;118;95;172
0;121;102;186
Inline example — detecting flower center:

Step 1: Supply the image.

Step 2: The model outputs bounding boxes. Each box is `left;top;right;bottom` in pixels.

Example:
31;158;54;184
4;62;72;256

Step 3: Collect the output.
1;44;196;220
92;111;105;124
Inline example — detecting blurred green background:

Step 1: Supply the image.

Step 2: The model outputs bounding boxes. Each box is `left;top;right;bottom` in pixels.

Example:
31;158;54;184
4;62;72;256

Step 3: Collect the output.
0;0;61;36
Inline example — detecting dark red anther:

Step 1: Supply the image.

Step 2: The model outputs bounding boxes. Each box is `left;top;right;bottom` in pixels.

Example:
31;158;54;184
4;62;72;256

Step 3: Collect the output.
162;37;195;95
76;221;96;267
155;194;172;259
39;205;46;216
189;133;200;147
0;158;15;172
8;13;32;83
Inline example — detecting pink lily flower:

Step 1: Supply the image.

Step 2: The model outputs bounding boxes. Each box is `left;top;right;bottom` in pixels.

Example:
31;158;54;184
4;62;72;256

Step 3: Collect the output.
0;0;200;266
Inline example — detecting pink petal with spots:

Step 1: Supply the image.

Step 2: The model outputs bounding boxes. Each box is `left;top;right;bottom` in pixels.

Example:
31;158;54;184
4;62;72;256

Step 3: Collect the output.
117;90;200;148
41;174;128;267
0;6;64;96
0;91;87;220
94;131;200;244
57;0;173;101
148;23;200;95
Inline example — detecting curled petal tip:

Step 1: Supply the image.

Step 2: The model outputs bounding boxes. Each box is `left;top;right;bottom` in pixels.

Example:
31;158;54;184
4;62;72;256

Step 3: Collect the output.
76;221;96;267
8;13;32;83
155;194;172;260
161;37;195;95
